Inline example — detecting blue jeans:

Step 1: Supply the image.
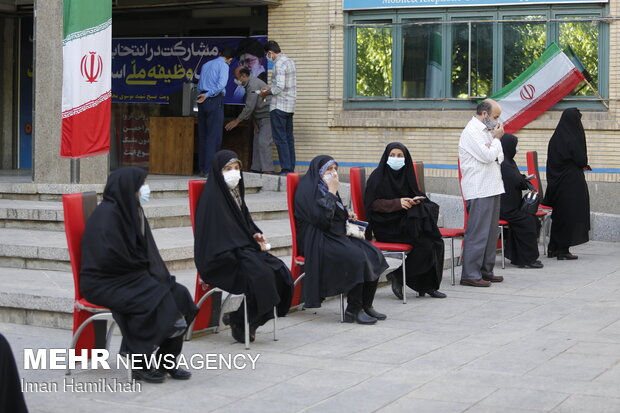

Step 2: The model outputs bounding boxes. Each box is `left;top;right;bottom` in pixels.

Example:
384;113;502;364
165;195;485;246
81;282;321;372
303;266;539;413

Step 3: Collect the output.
270;109;295;173
197;95;224;174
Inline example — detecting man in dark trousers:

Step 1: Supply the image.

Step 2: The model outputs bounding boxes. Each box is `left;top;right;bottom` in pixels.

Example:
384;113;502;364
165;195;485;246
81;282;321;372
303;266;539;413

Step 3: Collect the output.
196;46;234;176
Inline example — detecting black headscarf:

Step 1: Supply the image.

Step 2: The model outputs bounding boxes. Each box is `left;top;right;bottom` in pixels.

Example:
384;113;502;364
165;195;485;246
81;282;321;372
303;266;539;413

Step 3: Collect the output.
81;166;169;282
545;107;588;185
500;134;528;214
194;150;261;281
365;143;438;242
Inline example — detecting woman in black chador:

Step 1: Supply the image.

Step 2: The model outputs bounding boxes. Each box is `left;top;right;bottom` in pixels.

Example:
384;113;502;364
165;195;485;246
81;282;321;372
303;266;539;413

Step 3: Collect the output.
80;167;198;384
194;151;293;343
544;108;591;260
365;143;446;299
499;134;543;269
294;155;388;324
0;333;28;412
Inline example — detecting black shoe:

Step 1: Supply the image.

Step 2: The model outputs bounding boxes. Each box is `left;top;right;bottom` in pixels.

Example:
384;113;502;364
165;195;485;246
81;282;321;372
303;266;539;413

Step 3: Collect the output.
198;172;207;178
230;323;246;343
364;306;386;320
132;368;166;383
344;310;377;325
160;368;191;380
386;272;403;301
547;251;558;258
420;290;447;298
557;252;578;260
518;261;544;269
249;324;257;343
168;317;188;338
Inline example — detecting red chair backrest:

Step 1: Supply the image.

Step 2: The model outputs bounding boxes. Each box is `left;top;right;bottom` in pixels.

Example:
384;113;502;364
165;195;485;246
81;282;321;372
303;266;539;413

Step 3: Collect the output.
349;167;367;221
412;161;425;194
286;173;301;259
457;158;468;228
526;151;544;198
62;192;98;302
188;180;206;233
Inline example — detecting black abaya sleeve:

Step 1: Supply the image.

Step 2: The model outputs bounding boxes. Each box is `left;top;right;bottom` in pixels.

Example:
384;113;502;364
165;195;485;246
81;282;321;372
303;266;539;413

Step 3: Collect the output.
314;192;339;231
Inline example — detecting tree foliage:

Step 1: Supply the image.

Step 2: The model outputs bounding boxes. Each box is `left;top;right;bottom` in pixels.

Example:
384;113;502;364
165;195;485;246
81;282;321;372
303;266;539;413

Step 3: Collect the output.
356;27;393;97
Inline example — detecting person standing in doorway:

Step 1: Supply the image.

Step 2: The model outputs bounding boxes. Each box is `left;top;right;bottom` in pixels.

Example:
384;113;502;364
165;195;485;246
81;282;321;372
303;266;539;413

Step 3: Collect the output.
196;46;234;177
459;99;506;287
225;66;275;174
260;40;297;175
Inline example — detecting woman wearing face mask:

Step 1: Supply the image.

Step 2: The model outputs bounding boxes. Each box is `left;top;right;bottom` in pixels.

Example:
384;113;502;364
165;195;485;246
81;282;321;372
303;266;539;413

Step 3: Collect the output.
499;134;543;269
194;151;294;343
81;167;198;384
365;143;446;300
294;155;388;324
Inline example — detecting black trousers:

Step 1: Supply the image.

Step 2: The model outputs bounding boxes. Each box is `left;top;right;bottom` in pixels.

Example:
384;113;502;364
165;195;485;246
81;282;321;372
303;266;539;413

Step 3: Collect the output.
346;280;379;313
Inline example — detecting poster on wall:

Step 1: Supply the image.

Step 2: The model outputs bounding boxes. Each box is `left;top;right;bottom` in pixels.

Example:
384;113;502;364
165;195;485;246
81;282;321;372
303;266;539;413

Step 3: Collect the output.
112;36;268;105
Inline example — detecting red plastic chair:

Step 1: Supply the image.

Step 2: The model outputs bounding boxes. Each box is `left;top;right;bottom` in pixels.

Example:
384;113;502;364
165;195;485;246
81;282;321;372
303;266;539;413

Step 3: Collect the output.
62;192;117;376
526;151;551;254
287;173;345;320
457;159;508;270
410;162;466;286
349;167;412;304
186;179;276;347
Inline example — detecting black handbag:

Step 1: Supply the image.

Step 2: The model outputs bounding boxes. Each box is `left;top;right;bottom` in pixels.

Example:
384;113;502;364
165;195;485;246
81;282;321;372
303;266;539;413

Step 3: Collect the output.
520;190;540;214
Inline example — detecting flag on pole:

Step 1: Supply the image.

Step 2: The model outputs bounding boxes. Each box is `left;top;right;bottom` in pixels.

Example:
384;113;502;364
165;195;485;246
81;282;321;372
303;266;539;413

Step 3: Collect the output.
489;42;585;134
61;0;112;158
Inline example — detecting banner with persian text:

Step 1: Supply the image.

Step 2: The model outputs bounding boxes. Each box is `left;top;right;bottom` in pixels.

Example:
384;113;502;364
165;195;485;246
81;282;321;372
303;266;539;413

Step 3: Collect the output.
112;36;267;104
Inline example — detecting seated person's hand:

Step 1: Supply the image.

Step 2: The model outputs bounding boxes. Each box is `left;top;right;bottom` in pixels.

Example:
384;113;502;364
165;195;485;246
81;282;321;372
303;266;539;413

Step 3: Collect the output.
348;212;358;220
400;198;414;209
196;94;206;104
253;232;266;243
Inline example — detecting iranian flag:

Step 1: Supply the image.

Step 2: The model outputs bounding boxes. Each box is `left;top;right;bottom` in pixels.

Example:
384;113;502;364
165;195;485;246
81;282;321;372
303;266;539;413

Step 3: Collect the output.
489;42;585;134
61;0;111;158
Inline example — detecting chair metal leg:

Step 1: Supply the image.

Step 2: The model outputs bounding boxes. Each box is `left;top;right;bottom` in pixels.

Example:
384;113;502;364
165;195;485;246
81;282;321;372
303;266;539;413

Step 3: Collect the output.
105;321;116;351
450;237;456;286
339;294;345;322
500;225;505;269
243;295;250;350
185;287;222;341
402;252;407;304
66;312;113;376
273;307;278;342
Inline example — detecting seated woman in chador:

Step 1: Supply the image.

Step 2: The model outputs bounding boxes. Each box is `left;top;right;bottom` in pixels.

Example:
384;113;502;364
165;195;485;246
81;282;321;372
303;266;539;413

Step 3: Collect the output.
80;167;198;384
499;134;543;269
294;155;388;324
193;150;293;343
365;143;446;300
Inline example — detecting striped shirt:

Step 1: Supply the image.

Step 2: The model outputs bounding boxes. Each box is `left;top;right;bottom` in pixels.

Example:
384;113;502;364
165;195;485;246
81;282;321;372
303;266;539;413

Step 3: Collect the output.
459;116;505;201
270;54;297;113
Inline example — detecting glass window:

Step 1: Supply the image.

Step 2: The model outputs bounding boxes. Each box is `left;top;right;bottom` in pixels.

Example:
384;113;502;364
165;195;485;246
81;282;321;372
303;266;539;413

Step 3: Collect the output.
502;16;547;86
559;18;599;96
451;20;493;98
402;20;442;98
355;24;393;97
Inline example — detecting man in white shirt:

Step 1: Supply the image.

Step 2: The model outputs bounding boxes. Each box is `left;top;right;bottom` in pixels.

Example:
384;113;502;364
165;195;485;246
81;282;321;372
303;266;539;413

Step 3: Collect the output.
459;99;505;287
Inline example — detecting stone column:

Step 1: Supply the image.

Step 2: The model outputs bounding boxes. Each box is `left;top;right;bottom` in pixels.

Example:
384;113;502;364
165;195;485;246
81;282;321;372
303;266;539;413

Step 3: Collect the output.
33;0;108;184
0;17;15;169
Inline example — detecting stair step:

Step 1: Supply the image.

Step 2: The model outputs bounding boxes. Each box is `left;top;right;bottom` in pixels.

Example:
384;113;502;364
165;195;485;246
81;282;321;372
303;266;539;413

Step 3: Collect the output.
0;190;289;231
0;219;293;272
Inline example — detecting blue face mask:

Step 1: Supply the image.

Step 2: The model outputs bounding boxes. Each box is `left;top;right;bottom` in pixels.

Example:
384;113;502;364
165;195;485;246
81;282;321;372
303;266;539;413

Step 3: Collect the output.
387;156;405;171
139;184;150;205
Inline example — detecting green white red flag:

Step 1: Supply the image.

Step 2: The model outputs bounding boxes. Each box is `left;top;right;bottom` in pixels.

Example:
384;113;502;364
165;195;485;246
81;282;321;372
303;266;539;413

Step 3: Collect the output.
61;0;111;158
489;42;585;134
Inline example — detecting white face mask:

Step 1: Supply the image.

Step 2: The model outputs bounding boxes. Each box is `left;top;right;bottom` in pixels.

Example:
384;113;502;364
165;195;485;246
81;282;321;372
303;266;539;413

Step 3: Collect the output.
323;171;337;183
223;169;241;189
483;114;499;130
266;52;275;63
233;78;243;86
139;184;150;204
387;156;405;171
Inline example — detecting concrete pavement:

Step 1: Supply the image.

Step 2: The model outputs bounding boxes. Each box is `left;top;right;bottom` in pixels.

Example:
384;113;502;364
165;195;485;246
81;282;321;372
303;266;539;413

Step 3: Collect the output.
4;240;620;413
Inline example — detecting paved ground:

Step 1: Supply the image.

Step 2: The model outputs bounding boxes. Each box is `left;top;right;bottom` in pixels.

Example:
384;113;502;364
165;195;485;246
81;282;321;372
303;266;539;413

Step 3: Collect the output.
4;241;620;413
